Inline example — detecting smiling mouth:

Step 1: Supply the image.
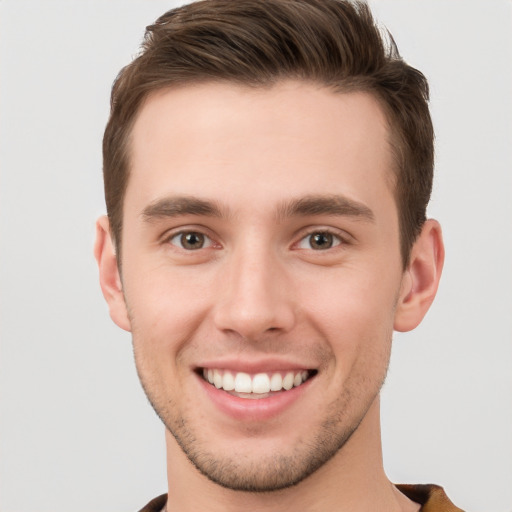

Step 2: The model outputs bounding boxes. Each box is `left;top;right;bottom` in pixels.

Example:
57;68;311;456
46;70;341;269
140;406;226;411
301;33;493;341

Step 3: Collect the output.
200;368;317;398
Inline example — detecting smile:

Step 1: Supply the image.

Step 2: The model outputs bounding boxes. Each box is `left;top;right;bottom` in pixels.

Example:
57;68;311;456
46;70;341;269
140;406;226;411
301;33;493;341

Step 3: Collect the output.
201;368;316;397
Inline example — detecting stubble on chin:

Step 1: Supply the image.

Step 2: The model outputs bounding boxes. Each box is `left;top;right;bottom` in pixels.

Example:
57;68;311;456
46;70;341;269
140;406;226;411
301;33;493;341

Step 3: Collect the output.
130;308;393;493
137;360;389;493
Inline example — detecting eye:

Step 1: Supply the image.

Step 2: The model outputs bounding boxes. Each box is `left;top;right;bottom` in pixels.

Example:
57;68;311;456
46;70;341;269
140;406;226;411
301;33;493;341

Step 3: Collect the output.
169;231;213;250
297;231;342;250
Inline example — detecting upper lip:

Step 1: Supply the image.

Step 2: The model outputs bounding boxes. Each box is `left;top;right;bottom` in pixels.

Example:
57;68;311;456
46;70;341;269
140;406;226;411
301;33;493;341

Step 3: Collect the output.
195;357;317;374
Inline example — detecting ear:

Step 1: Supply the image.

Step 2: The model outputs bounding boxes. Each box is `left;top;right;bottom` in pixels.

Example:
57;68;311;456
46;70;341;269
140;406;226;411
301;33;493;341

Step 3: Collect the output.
394;219;445;332
94;216;132;332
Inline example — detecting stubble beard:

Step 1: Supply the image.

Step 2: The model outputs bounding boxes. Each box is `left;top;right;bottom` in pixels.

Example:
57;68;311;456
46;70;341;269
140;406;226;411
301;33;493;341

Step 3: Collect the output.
134;349;390;493
127;288;394;494
164;397;369;493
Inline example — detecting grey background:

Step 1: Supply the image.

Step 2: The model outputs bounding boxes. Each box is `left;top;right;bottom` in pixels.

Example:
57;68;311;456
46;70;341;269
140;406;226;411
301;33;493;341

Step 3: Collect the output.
1;1;511;511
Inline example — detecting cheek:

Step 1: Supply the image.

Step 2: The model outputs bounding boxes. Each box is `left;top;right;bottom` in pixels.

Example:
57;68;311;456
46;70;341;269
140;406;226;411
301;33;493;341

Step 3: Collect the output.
123;266;215;375
299;265;399;324
125;260;215;324
297;267;399;365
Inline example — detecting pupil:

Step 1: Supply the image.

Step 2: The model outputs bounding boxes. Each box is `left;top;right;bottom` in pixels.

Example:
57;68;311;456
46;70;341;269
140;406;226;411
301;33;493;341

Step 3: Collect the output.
182;232;204;249
311;232;332;250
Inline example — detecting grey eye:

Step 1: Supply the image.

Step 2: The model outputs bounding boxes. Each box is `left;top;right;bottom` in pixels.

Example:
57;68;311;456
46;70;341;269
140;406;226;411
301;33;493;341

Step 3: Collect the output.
298;232;341;250
170;231;211;250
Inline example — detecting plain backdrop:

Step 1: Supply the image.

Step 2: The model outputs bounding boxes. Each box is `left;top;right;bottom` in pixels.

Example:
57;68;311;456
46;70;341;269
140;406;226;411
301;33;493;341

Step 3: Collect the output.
1;1;511;511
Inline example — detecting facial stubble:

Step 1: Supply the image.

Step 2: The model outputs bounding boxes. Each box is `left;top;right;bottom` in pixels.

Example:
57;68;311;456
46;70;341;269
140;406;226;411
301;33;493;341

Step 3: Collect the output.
131;329;392;493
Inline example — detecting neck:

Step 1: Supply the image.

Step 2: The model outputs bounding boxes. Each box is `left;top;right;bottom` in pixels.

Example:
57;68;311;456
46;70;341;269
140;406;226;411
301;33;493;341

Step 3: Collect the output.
164;397;418;512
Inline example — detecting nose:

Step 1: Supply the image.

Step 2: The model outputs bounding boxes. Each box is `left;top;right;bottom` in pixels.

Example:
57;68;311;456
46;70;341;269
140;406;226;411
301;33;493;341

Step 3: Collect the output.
213;245;296;340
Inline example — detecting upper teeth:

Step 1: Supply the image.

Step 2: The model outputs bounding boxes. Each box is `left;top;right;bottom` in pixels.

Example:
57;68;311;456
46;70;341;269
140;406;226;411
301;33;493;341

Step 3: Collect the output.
203;369;309;393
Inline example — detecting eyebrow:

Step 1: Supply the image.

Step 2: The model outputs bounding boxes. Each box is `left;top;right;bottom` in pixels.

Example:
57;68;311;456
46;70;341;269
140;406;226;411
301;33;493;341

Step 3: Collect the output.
141;194;374;223
141;196;225;221
276;195;375;222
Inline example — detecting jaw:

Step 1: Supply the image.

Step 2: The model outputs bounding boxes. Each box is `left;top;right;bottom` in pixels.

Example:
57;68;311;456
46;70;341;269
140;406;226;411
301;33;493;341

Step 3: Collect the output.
139;341;391;506
162;391;387;508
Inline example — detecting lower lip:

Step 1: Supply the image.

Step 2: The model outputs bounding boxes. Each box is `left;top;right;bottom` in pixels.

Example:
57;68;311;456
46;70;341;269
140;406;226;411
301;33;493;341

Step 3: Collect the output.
197;373;313;422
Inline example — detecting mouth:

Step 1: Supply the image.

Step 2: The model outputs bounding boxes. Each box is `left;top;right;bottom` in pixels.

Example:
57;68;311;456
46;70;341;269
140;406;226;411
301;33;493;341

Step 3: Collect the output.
199;368;318;399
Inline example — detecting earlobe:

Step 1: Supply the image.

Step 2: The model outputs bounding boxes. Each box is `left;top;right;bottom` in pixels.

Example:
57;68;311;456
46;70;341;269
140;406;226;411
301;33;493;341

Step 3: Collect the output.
94;216;132;332
394;219;445;332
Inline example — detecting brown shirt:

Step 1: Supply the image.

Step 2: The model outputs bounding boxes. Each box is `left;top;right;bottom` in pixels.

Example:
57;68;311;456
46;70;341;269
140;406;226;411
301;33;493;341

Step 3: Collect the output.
396;484;465;512
138;484;464;512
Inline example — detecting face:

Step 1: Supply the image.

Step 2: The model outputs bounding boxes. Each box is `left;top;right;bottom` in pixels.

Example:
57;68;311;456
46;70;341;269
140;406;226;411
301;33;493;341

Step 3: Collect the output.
112;81;409;491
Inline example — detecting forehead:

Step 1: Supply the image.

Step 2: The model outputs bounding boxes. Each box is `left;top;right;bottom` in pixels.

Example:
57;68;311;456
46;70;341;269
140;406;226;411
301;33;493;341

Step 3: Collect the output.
127;80;394;216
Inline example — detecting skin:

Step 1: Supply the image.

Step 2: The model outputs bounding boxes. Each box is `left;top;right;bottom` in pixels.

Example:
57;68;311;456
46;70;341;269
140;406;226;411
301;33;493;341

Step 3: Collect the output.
96;81;444;512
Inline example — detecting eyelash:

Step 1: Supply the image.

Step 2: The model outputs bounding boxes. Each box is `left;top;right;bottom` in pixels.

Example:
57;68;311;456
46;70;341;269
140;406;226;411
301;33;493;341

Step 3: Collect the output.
166;230;216;251
162;227;350;252
294;228;350;252
296;231;342;250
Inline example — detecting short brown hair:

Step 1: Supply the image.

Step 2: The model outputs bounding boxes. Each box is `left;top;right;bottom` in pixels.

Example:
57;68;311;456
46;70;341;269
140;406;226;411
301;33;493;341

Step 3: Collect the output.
103;0;433;267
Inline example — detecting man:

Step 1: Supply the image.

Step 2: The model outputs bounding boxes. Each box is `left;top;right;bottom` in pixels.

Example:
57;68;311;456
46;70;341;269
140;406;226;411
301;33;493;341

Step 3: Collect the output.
94;1;460;510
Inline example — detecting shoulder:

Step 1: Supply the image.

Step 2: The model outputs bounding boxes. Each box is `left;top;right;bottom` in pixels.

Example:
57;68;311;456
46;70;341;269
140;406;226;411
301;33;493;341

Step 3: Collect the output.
396;484;465;512
137;493;167;512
